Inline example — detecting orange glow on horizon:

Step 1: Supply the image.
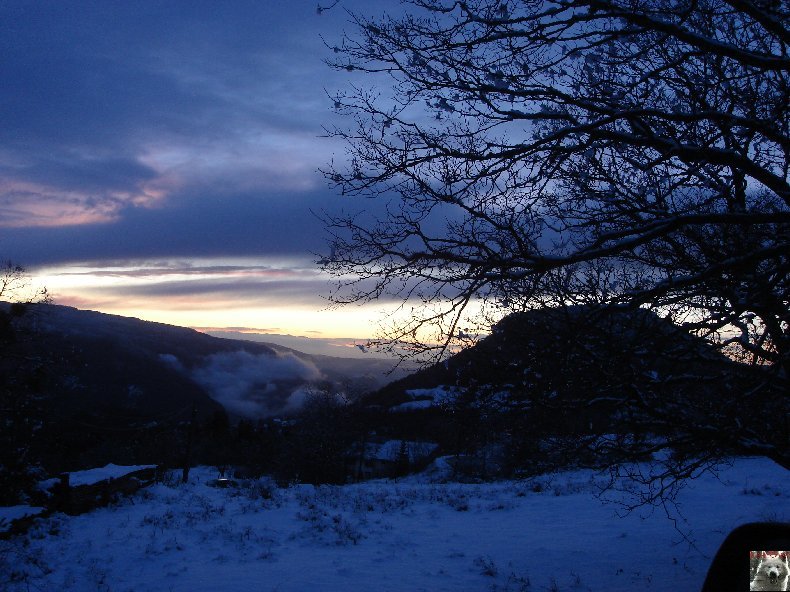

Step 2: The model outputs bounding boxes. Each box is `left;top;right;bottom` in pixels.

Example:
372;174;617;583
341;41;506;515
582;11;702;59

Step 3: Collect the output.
31;258;387;340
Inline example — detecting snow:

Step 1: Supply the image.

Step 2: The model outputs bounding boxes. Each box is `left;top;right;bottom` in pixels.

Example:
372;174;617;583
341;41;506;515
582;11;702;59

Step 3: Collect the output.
403;385;463;407
36;478;60;493
0;506;44;533
364;440;439;462
66;463;157;487
391;399;434;411
1;458;787;591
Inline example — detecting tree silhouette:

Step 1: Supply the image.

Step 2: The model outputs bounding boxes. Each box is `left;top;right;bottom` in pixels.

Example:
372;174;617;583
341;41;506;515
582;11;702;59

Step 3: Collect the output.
0;261;50;503
321;0;789;380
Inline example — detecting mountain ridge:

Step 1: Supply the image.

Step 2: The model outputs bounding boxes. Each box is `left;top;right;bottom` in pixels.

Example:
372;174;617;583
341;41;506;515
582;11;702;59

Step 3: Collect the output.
0;302;404;470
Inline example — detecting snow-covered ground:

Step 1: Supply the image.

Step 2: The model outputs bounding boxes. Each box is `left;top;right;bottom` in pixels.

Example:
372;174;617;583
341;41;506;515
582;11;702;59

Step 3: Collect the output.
1;457;787;592
65;463;157;487
0;505;45;532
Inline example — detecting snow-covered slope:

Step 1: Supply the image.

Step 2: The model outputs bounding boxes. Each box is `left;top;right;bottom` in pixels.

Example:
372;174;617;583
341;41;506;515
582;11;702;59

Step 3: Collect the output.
2;457;787;591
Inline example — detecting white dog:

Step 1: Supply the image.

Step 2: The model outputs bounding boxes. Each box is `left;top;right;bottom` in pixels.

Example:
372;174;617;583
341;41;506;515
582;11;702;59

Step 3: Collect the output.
751;554;790;591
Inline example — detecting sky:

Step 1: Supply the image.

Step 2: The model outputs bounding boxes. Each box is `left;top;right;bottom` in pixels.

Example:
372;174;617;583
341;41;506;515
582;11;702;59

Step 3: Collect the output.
0;0;397;350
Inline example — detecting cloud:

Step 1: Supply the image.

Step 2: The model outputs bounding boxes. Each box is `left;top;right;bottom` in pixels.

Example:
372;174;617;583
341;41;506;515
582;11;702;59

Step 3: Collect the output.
30;258;336;319
0;0;343;244
1;187;341;265
1;1;337;145
0;0;421;270
159;353;185;373
91;277;325;303
0;0;420;339
198;329;394;359
187;350;324;418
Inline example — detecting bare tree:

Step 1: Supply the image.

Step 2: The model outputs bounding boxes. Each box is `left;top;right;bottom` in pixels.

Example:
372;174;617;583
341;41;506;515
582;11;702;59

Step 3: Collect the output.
321;0;789;379
275;387;358;484
0;261;48;307
0;261;50;503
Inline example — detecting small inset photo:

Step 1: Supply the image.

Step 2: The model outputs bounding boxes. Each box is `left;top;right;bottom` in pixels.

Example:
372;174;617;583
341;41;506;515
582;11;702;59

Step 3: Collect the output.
750;551;789;591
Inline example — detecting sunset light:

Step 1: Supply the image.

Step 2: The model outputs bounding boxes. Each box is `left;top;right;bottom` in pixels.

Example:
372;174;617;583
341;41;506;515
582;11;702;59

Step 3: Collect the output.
1;1;787;590
31;257;387;342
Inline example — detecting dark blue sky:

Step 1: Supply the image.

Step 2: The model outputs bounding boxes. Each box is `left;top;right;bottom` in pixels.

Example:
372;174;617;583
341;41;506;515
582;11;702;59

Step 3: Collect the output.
0;0;397;341
0;0;375;262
